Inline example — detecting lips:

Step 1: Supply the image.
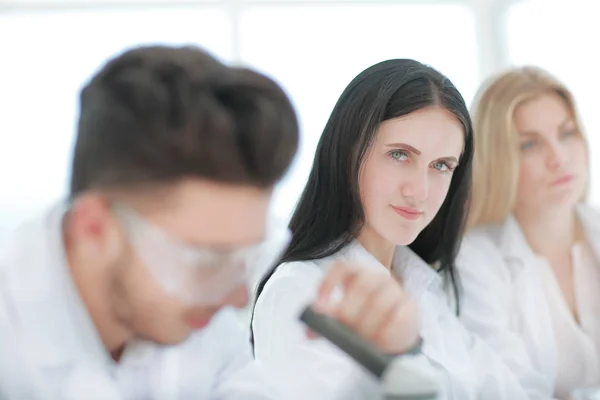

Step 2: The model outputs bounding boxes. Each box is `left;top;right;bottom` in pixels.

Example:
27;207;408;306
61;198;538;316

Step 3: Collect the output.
391;206;423;221
552;174;575;185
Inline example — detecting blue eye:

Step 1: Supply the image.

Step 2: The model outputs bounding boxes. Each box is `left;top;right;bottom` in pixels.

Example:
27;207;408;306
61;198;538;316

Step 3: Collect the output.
561;129;577;139
520;140;537;151
433;162;450;172
389;150;408;161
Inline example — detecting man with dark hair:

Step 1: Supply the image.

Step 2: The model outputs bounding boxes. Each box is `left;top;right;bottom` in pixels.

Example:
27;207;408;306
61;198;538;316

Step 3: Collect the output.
0;45;298;399
0;44;426;400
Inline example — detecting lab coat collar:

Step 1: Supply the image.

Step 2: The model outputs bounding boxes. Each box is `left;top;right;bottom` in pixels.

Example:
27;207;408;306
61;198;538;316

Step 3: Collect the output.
576;203;600;237
339;240;443;300
498;202;600;267
497;215;538;267
393;245;443;299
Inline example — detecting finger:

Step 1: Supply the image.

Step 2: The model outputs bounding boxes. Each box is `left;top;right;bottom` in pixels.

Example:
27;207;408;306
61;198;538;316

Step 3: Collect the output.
373;297;420;354
356;280;404;339
314;262;359;312
335;270;388;324
305;328;319;340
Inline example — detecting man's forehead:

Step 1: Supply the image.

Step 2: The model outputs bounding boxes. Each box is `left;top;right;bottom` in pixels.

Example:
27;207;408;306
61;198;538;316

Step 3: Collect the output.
144;180;272;247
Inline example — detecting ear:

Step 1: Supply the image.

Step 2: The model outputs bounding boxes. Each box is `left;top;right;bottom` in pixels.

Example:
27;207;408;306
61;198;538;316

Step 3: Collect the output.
68;194;125;262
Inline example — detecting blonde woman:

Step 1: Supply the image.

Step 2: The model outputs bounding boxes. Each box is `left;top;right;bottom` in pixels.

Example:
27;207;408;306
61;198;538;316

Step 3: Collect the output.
456;66;600;399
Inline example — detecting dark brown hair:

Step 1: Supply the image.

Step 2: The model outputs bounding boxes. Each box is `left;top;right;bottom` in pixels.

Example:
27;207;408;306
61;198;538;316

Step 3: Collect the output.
70;45;299;196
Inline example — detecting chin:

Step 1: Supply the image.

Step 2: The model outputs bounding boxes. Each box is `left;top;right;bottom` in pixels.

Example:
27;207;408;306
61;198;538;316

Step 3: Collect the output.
385;226;421;247
547;189;583;209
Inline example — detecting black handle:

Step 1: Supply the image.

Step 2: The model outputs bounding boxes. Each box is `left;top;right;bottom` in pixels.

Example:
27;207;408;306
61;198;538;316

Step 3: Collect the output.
300;306;392;379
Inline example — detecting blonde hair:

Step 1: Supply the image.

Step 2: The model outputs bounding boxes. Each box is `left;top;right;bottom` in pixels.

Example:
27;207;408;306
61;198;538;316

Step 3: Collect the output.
468;66;588;228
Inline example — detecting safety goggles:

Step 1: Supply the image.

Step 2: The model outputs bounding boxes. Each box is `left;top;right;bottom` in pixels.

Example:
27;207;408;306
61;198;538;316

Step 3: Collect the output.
111;202;290;306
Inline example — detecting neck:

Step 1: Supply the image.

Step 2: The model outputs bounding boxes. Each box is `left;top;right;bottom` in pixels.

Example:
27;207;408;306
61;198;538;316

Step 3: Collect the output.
63;217;131;361
356;226;396;269
514;203;580;260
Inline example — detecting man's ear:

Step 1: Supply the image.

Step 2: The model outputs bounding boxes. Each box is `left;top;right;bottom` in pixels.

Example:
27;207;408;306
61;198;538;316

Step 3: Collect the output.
68;194;124;262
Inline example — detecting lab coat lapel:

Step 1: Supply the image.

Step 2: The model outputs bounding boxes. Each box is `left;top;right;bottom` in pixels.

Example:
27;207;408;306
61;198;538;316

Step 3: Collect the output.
392;246;442;301
338;241;384;270
575;203;600;346
577;203;600;263
495;215;557;380
340;241;441;300
499;205;600;267
497;216;538;269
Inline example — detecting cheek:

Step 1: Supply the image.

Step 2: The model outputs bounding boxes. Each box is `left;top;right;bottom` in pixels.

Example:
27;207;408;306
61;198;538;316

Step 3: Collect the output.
360;160;397;207
426;174;453;214
124;257;186;321
518;155;546;188
571;141;588;173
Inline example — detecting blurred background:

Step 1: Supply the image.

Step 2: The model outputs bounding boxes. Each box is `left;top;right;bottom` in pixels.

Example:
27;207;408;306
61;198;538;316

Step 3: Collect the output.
0;0;597;241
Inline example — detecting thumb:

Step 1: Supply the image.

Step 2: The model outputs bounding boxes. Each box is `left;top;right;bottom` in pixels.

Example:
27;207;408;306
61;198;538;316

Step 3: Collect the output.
305;328;320;340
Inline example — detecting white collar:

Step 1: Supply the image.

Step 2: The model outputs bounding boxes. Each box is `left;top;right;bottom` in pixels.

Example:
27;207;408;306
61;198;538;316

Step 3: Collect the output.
497;203;600;268
338;240;443;300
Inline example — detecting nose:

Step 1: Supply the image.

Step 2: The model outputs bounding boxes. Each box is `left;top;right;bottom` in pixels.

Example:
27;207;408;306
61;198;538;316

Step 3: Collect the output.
400;167;429;202
547;141;568;170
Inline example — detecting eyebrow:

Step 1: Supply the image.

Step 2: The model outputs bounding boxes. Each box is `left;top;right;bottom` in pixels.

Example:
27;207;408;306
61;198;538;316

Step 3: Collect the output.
438;156;459;164
560;118;576;129
519;118;575;137
386;143;421;154
386;142;459;164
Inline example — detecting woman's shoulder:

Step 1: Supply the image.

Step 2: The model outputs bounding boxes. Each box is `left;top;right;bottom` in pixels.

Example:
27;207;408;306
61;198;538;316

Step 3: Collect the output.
270;259;324;281
456;222;512;277
254;255;341;316
258;260;321;300
460;225;504;255
268;250;343;284
577;203;600;226
464;217;509;241
252;259;329;344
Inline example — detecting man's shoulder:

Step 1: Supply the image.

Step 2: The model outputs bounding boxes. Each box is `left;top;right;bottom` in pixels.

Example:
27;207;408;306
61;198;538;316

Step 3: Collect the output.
0;205;70;340
180;307;250;354
0;205;58;272
165;306;256;391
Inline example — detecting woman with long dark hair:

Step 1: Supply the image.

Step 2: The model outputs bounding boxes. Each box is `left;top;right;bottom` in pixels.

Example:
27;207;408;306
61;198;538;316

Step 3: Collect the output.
252;59;538;399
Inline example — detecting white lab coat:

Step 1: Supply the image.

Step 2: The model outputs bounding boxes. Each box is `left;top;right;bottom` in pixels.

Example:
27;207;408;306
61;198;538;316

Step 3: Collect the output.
0;204;280;400
252;240;540;400
456;203;600;399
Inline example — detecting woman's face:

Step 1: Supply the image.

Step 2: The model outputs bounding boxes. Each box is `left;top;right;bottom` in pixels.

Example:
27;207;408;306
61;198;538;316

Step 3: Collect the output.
513;93;588;214
358;107;464;247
